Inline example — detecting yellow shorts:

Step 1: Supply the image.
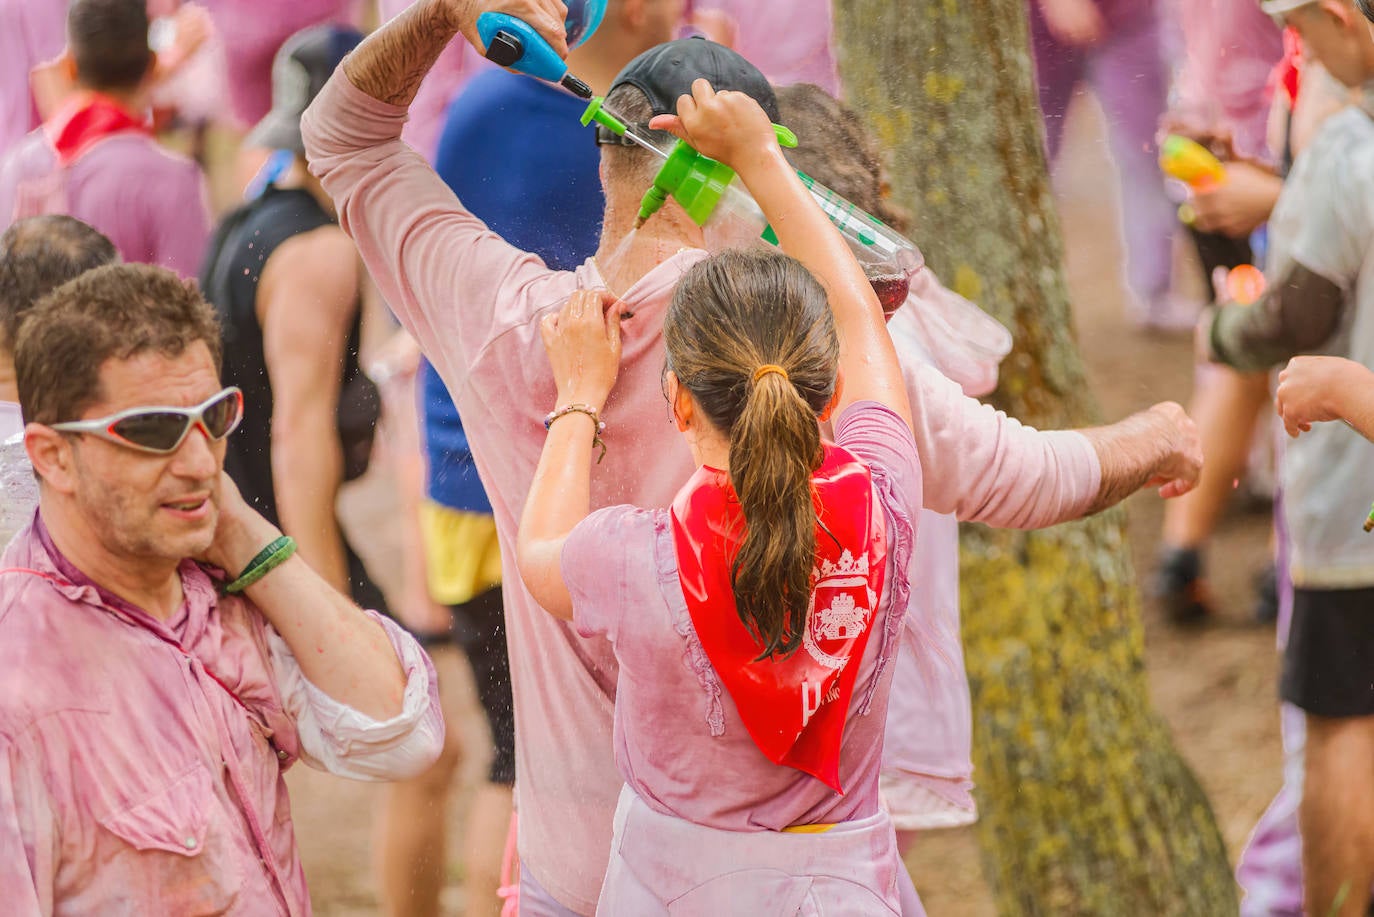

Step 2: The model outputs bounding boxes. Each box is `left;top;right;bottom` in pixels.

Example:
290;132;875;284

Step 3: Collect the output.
419;501;503;607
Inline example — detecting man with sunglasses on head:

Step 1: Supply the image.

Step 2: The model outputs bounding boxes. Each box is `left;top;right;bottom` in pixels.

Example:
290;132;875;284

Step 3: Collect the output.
0;262;444;914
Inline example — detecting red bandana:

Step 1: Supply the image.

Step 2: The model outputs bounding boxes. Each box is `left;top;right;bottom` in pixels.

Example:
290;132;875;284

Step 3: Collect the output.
670;443;886;793
45;94;149;167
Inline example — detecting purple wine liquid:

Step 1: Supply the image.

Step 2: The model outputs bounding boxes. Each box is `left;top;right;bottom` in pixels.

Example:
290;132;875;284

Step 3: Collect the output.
868;274;911;319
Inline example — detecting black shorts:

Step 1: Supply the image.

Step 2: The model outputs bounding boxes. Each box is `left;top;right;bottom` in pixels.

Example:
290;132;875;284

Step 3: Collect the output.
451;586;515;786
1281;586;1374;718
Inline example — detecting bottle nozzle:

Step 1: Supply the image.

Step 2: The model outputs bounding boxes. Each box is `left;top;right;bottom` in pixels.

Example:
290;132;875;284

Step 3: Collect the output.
560;73;593;99
637;183;669;227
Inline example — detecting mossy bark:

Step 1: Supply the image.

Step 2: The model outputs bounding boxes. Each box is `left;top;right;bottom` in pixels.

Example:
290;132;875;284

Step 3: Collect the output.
832;2;1238;913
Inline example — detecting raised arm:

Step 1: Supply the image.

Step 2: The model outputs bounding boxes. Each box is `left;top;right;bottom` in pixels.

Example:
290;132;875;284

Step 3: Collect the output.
910;362;1201;525
205;475;406;721
650;80;912;429
516;290;621;619
340;0;566;108
300;0;569;379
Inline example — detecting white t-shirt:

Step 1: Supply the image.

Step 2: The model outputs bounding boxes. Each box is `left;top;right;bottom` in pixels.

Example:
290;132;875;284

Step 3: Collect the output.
0;401;35;548
1267;104;1374;587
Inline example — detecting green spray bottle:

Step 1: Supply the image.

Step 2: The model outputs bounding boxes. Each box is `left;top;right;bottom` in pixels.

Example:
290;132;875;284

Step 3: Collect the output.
581;97;923;314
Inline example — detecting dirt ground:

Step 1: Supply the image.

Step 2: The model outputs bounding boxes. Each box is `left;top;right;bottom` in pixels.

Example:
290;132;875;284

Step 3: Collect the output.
295;94;1284;914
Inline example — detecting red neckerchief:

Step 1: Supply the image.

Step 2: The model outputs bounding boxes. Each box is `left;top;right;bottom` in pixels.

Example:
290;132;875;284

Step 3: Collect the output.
1273;27;1303;107
45;93;149;167
670;443;886;793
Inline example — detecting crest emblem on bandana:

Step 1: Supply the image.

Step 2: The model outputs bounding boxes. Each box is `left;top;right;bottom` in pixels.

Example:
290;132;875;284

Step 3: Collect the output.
803;550;877;671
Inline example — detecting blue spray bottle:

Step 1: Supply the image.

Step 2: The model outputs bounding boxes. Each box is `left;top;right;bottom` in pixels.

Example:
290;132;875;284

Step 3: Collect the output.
476;0;608;99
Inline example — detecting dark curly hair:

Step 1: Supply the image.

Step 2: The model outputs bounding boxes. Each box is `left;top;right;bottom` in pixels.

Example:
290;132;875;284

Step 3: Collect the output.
16;263;222;426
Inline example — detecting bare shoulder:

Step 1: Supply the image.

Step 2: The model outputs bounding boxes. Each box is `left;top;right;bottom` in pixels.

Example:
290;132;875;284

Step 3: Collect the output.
258;223;360;322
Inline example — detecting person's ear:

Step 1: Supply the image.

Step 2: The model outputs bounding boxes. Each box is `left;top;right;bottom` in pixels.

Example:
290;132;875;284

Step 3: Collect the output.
1319;0;1355;29
668;372;694;431
24;425;78;496
818;373;844;423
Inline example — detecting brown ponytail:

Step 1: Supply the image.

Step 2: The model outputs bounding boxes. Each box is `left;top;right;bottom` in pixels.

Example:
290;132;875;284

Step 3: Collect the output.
664;249;839;659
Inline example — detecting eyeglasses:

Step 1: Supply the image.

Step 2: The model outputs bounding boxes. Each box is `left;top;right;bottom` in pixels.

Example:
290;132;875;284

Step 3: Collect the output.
595;122;662;147
50;387;244;454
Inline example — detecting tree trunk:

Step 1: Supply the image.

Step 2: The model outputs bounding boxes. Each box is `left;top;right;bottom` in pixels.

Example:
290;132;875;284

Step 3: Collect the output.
832;2;1238;913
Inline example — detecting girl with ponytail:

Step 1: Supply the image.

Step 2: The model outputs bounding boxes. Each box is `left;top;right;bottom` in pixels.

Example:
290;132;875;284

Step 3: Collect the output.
517;79;918;914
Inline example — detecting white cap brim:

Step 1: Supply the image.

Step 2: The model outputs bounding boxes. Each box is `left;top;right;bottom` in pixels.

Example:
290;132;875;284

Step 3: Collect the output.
1260;0;1314;15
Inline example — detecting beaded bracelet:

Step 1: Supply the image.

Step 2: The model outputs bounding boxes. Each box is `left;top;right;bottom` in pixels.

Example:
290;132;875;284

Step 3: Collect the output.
223;535;297;594
544;403;608;464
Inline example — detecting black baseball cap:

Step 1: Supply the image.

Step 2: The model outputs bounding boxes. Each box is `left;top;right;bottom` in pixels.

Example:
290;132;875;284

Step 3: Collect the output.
610;37;780;124
247;23;364;153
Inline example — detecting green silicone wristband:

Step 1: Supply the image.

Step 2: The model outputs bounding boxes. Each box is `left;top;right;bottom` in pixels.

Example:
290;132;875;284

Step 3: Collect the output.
223;535;297;594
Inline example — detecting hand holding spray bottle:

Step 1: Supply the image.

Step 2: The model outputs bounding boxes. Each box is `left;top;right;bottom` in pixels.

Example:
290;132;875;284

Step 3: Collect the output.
474;0;608;98
581;96;924;314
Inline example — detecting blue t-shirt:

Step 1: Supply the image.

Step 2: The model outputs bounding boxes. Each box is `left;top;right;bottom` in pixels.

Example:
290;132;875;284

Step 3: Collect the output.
425;68;606;511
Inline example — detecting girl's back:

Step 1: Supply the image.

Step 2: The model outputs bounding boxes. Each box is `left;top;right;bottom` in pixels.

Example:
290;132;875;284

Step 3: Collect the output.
564;401;921;831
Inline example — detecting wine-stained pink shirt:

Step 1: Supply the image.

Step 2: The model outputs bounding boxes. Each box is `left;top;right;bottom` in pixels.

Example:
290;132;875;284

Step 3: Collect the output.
0;128;210;278
200;0;356;127
0;516;444;915
302;71;1100;914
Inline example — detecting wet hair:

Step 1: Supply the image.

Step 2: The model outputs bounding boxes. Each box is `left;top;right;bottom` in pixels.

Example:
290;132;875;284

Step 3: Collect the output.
775;83;912;235
68;0;153;92
0;216;119;357
16;263;221;426
664;248;839;658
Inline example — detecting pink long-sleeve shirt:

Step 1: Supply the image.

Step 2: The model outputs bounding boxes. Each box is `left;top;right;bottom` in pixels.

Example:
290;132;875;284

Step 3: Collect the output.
0;515;445;915
302;71;1100;914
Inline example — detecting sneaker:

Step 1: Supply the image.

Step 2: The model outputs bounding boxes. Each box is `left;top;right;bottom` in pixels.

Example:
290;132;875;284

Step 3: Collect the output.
1151;546;1214;624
